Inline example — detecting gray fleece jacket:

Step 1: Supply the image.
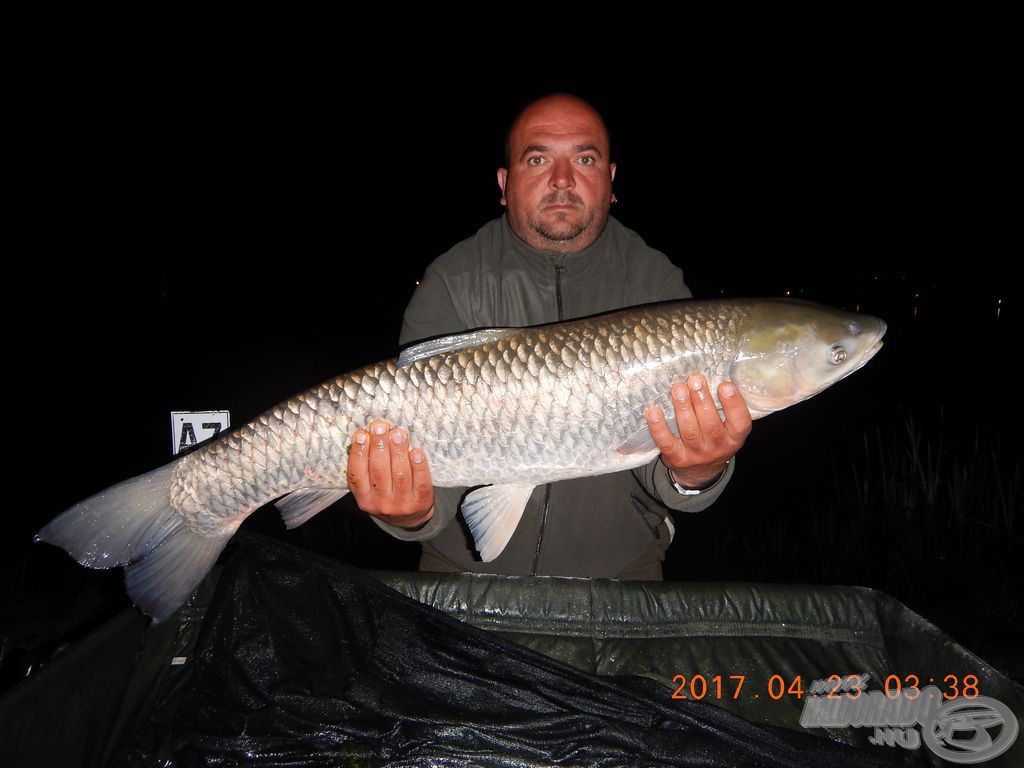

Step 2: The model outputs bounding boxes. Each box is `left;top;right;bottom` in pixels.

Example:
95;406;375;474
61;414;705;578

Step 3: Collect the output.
374;215;733;577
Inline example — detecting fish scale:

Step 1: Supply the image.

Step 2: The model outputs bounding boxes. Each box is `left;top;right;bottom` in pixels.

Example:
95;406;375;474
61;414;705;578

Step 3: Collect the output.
37;298;885;620
169;303;747;522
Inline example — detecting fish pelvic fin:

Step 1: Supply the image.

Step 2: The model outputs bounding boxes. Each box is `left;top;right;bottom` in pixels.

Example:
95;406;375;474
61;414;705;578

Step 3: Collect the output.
461;484;534;562
276;489;350;529
34;463;232;622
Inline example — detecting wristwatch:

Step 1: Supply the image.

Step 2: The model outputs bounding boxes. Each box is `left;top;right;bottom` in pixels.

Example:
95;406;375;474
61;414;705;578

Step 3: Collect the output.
668;461;729;496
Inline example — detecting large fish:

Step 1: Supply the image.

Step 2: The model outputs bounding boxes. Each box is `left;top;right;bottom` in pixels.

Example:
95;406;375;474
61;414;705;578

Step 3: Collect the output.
37;298;885;620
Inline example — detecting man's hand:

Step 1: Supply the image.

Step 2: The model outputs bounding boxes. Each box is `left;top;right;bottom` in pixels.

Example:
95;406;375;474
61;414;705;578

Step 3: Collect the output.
347;419;435;529
645;375;752;490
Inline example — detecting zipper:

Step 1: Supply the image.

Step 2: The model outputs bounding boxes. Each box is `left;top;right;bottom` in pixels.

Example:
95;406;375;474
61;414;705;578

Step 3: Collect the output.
554;264;565;321
531;484;553;575
532;262;566;575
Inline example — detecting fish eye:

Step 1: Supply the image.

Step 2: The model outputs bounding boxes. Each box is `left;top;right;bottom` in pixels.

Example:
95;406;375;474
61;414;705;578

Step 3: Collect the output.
831;345;848;364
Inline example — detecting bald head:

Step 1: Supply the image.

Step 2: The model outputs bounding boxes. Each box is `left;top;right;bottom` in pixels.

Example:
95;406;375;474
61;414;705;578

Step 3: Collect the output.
504;94;611;165
497;94;617;254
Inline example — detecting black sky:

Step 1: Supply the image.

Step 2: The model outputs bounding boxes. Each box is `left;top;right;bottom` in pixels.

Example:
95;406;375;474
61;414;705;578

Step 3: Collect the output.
7;51;1018;601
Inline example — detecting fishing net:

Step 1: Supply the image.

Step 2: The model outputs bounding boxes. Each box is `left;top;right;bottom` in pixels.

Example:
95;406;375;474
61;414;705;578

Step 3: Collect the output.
163;535;901;767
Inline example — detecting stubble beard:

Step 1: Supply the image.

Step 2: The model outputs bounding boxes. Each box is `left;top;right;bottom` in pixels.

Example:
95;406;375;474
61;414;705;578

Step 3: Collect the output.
525;192;606;251
533;212;589;242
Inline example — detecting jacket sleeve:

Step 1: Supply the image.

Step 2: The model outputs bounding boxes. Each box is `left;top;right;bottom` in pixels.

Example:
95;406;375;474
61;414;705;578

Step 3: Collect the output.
632;456;735;513
371;486;465;541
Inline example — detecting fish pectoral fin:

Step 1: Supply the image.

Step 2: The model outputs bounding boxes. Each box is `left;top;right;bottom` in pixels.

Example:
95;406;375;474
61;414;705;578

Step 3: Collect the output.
617;414;687;454
461;484;535;562
397;328;518;368
617;395;696;455
616;426;659;455
617;407;729;455
276;489;350;529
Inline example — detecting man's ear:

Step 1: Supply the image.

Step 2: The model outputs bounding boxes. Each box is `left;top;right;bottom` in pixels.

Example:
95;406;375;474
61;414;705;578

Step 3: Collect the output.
610;162;617;182
496;168;508;206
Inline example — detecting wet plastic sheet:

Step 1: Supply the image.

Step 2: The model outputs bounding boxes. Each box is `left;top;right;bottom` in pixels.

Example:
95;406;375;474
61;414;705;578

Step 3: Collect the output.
168;536;900;767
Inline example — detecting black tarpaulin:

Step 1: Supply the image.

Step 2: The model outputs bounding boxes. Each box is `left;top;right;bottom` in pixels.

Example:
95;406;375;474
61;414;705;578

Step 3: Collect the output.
165;536;901;767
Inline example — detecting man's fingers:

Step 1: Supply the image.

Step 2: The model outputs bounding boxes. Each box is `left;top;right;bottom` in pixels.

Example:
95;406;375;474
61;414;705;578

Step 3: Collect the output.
670;381;703;447
686;375;724;440
346;429;370;494
718;381;753;440
649;377;752;487
367;420;393;497
389;428;413;497
409;447;435;507
346;420;434;524
644;405;670;446
645;405;683;463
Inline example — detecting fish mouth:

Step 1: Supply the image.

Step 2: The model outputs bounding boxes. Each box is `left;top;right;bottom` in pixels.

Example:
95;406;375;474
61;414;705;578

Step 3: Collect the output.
845;337;884;379
863;338;884;364
856;319;887;368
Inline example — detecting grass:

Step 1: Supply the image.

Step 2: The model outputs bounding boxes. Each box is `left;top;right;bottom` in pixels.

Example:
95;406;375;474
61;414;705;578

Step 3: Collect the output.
814;412;1022;679
829;414;1020;616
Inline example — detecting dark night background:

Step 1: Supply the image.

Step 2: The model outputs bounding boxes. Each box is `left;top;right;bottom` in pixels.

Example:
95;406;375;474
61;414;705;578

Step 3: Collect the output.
3;52;1020;689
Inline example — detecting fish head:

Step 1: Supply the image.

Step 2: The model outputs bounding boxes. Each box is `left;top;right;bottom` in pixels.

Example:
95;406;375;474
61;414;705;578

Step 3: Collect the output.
729;299;886;417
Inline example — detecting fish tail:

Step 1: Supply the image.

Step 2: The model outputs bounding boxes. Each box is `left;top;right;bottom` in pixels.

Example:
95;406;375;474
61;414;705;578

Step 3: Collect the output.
35;463;230;622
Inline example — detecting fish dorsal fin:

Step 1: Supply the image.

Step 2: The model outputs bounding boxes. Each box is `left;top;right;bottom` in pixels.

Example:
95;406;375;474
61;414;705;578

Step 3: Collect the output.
461;484;535;561
276;489;350;529
397;328;518;368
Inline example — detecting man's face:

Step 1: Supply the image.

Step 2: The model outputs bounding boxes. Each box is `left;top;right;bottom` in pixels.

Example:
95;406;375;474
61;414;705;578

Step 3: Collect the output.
498;97;616;253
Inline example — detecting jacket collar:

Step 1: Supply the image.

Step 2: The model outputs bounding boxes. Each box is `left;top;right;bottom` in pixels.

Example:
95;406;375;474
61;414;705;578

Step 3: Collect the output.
502;213;615;269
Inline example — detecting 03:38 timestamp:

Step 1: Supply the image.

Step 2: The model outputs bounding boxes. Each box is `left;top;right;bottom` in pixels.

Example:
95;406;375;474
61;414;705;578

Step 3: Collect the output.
670;673;982;701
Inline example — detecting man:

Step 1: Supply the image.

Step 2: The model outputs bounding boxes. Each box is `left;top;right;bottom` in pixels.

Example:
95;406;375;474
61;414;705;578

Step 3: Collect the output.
346;93;752;578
